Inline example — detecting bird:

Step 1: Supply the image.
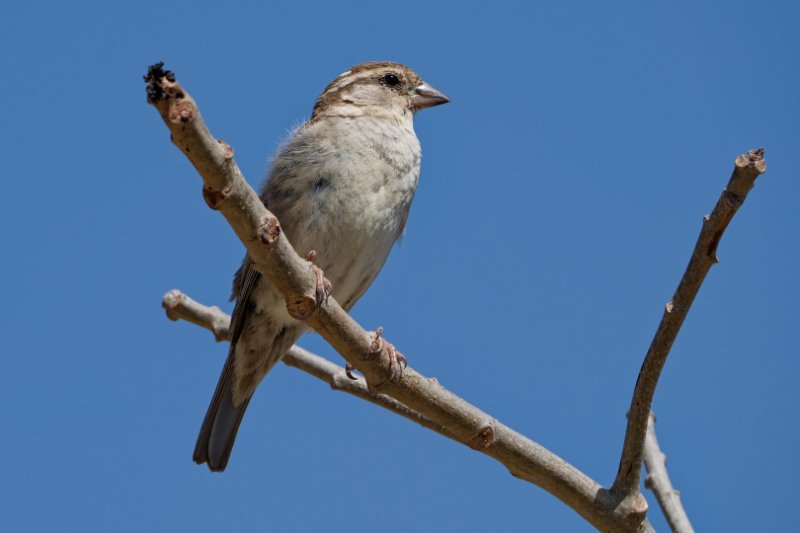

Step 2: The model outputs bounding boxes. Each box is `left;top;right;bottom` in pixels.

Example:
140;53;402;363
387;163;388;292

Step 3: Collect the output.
193;62;449;472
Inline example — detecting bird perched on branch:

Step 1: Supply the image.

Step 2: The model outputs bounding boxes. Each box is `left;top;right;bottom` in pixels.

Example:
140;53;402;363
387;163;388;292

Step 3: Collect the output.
193;62;449;471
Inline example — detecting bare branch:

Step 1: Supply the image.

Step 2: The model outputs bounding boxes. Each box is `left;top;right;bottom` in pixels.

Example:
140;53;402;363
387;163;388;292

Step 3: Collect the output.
644;414;694;533
146;63;653;532
163;289;230;341
161;289;458;440
612;149;767;496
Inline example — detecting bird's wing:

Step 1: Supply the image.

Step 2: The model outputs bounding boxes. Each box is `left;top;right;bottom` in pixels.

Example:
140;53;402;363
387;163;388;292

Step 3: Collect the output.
228;258;261;348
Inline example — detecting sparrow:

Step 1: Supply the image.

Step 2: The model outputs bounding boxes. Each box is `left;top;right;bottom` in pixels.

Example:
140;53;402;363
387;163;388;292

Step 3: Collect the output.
193;62;449;471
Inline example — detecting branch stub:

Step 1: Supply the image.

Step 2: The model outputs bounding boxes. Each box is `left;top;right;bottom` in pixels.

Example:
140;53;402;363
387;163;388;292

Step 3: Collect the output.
468;424;496;450
202;187;228;210
286;297;317;320
257;218;281;245
217;139;235;159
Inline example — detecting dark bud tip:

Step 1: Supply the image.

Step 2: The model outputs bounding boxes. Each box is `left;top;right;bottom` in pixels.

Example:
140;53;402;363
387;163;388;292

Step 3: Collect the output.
144;61;175;103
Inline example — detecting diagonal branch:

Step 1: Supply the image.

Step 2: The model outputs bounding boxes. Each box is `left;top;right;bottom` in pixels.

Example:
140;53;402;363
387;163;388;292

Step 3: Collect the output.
162;289;459;441
145;63;649;532
612;149;766;497
643;413;694;533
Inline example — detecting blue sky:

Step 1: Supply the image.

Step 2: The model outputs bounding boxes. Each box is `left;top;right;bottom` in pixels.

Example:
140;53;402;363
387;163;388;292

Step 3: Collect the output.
1;1;798;531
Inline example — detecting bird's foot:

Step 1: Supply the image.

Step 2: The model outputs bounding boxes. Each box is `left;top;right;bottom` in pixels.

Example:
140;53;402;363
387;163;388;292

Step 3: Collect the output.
370;326;407;381
306;250;332;307
345;362;358;380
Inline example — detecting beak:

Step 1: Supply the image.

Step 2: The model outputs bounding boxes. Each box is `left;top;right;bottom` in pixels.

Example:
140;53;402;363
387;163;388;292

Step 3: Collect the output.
412;82;449;110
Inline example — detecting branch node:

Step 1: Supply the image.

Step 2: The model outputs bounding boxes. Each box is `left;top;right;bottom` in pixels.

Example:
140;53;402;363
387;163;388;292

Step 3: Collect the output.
202;187;228;210
257;217;281;245
169;100;195;124
286;296;317;321
468;422;497;450
217;139;234;159
723;190;744;208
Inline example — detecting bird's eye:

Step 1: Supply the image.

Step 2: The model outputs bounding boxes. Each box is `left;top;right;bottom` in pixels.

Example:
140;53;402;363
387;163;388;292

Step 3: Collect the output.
382;73;400;87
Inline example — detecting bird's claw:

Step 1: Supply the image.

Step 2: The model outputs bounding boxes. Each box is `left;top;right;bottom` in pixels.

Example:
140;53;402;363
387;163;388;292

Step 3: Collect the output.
306;250;332;307
345;362;358;380
370;326;407;381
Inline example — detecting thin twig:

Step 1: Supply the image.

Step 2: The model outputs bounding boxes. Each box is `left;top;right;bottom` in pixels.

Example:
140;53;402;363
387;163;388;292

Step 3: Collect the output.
612;149;767;498
163;289;230;341
644;414;694;533
162;290;459;441
145;62;653;532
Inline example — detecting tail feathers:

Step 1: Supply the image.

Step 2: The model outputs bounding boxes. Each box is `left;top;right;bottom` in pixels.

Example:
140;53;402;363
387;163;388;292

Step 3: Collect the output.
194;322;300;472
193;356;250;472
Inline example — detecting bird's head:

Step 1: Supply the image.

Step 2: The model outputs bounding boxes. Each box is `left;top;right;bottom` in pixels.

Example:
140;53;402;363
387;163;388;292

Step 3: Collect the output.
311;62;449;122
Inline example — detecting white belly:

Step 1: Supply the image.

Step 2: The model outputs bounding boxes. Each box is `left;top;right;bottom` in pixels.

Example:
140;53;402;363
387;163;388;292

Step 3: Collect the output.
264;114;421;311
